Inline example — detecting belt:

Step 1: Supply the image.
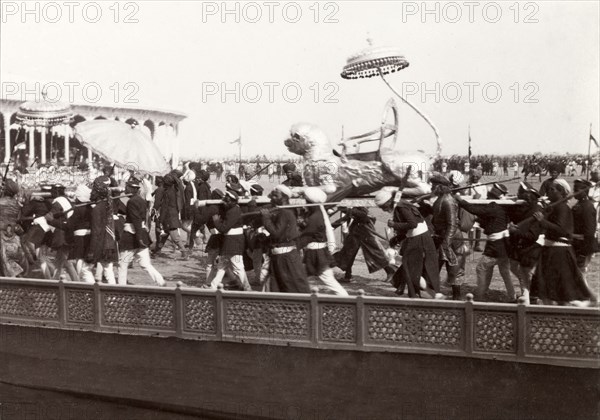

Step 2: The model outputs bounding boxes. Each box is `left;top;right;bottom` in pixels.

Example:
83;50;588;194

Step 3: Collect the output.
124;223;136;234
74;229;91;236
406;221;428;238
305;242;327;250
487;229;509;241
536;234;545;246
544;237;571;247
271;246;295;255
225;227;244;235
33;216;55;233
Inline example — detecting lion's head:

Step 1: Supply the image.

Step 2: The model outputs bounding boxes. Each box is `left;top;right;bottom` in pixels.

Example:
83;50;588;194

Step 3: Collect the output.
285;123;334;161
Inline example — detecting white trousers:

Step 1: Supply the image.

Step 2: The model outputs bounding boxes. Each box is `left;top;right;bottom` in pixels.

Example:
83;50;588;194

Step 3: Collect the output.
37;245;55;279
118;248;165;286
75;259;96;283
319;268;349;296
94;262;116;284
259;253;271;292
209;255;251;291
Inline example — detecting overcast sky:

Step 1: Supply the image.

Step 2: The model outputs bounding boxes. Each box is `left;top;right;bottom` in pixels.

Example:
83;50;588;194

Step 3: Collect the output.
1;1;598;159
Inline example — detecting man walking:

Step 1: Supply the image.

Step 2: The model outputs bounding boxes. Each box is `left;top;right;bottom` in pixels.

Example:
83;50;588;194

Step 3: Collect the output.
298;188;348;296
260;185;309;292
118;177;165;286
208;190;251;291
456;183;516;302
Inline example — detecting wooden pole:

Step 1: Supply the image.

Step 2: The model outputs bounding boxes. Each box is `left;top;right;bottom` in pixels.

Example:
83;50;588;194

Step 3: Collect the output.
516;184;594;228
19;194;133;221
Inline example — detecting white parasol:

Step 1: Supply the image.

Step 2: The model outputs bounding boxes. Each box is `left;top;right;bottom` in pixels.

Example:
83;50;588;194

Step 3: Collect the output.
74;120;171;176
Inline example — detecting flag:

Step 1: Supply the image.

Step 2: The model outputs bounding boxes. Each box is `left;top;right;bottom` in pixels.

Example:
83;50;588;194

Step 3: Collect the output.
591;133;598;148
230;136;241;145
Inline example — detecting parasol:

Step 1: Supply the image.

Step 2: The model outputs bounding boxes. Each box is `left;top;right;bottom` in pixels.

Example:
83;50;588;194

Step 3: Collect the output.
74;120;171;176
341;39;442;156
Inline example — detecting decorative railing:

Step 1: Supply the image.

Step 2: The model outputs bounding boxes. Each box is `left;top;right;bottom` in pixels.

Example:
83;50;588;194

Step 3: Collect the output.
1;277;598;368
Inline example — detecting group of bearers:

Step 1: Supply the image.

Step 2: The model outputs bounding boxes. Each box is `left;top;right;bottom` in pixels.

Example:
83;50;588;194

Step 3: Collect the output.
163;164;598;306
198;183;349;296
370;171;598;306
0;174;164;286
0;164;598;307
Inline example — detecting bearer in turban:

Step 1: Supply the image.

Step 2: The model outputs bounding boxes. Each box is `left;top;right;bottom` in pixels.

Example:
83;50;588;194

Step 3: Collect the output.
87;176;118;283
297;187;348;296
375;189;443;299
208;190;252;291
282;163;303;187
118;177;165;286
533;178;596;306
456;183;516;302
260;184;309;293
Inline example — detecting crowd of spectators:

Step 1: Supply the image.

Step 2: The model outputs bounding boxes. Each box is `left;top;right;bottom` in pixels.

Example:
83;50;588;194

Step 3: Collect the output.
434;154;599;179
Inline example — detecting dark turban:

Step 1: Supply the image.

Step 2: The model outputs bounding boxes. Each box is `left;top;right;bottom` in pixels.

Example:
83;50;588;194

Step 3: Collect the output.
2;179;19;197
91;176;111;200
282;163;296;173
199;170;210;182
429;174;452;187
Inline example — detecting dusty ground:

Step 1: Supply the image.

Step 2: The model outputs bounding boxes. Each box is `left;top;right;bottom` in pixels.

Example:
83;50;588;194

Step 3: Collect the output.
125;173;600;303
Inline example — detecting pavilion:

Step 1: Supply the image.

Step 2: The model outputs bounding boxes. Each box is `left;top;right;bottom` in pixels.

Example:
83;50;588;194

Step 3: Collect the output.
0;97;187;168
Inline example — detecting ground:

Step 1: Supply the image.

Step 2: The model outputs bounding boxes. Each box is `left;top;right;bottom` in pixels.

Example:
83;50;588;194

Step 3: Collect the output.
125;172;600;303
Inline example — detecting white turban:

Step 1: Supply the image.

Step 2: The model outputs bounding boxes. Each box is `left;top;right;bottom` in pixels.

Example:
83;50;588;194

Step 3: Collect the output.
374;190;393;207
552;178;571;195
304;187;327;204
75;184;91;202
448;170;464;186
273;184;293;198
182;169;196;182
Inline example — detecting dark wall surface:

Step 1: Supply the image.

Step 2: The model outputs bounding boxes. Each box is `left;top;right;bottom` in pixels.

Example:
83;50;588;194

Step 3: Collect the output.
1;324;598;420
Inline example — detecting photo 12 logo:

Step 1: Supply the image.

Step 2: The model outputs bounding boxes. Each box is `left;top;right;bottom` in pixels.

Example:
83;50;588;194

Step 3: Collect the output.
200;1;340;23
401;1;540;24
400;81;540;104
1;81;140;105
0;1;140;24
201;81;339;104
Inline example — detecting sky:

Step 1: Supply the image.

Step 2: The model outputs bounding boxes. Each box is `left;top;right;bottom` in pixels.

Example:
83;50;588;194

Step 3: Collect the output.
1;0;598;160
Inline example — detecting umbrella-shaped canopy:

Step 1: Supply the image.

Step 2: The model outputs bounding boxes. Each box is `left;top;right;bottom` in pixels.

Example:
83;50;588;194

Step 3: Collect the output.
74;120;171;176
341;39;441;156
341;43;409;79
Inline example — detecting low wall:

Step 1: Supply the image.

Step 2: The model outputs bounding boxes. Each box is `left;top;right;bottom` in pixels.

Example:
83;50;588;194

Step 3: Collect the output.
1;277;599;419
1;325;598;420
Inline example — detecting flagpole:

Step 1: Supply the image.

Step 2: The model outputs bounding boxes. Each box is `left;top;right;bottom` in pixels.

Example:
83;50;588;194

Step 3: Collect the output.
468;124;471;168
587;123;592;181
597;129;600;173
238;128;242;165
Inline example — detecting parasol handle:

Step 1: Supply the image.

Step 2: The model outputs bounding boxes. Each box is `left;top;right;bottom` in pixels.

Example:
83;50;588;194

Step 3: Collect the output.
378;70;442;157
